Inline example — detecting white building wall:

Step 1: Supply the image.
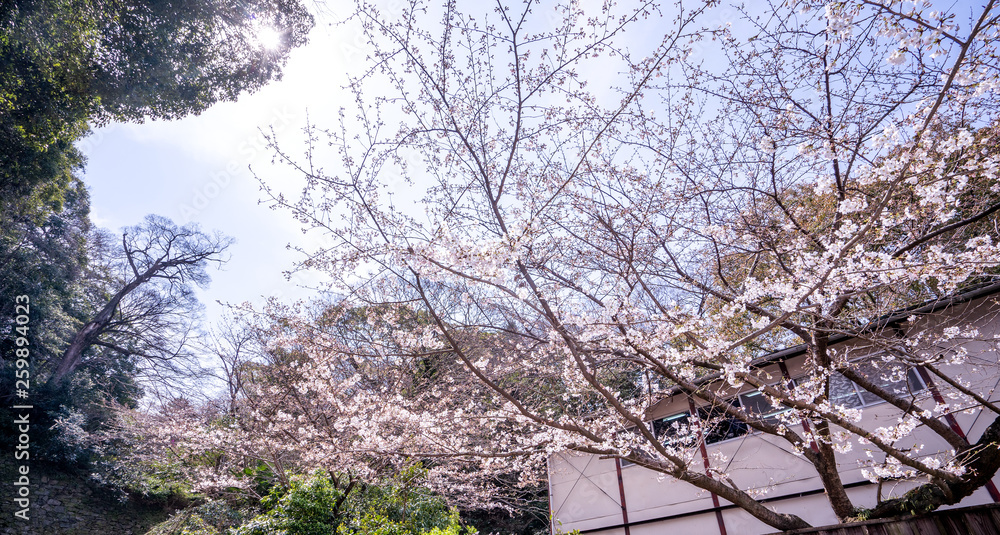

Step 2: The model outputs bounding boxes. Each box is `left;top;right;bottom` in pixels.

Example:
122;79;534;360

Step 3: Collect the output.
549;293;1000;534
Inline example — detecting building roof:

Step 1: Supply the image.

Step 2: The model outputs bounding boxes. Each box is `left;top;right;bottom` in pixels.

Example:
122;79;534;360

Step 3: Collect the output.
652;280;1000;403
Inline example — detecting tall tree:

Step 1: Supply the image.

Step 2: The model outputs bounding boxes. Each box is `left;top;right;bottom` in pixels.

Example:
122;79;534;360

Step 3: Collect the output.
48;215;232;387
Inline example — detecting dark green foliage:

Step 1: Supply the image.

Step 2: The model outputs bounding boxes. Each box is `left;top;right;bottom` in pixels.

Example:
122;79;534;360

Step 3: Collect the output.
1;0;314;122
0;176;143;474
0;0;94;199
459;479;549;535
87;0;313;122
146;500;248;535
461;506;550;535
238;472;344;535
0;172;91;363
0;169;138;473
0;0;310;392
0;0;313;200
235;468;473;535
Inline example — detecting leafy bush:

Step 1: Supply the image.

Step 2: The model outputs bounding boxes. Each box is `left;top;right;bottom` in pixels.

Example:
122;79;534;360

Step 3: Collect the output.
236;472;343;535
234;468;473;535
97;458;199;508
43;405;98;464
146;500;246;535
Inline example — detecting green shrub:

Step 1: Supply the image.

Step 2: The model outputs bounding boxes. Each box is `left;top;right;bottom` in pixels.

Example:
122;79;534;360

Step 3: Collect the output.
145;500;246;535
234;468;473;535
236;472;344;535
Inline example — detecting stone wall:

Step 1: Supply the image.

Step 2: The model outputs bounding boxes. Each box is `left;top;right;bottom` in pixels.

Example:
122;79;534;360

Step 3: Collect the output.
0;460;169;534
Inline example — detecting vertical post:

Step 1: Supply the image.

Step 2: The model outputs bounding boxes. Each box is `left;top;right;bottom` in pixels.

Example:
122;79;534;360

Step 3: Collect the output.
688;396;729;535
917;366;1000;503
614;458;631;535
547;455;556;535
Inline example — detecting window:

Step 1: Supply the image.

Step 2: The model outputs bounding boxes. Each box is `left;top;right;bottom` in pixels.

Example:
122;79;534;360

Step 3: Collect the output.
829;372;864;408
651;393;779;447
698;399;749;444
652;412;693;446
738;390;789;422
696;390;793;444
818;359;925;408
634;358;926;454
651;401;752;447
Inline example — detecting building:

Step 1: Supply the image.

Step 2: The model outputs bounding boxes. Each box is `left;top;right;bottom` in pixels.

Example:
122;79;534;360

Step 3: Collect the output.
547;284;1000;534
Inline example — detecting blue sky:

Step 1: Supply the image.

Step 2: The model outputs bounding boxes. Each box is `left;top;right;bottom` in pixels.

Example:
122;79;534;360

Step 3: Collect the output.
79;22;353;327
73;0;737;331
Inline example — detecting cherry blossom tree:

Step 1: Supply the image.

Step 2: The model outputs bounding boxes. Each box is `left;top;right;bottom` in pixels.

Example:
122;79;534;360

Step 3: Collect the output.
166;0;1000;530
134;300;545;508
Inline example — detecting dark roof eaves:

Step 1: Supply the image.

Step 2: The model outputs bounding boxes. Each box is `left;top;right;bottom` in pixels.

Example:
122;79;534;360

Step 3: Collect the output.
656;281;1000;400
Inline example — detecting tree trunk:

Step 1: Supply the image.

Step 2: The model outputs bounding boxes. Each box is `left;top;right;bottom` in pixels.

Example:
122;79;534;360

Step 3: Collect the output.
811;425;858;520
677;469;813;531
867;413;1000;519
47;276;145;385
810;334;858;519
48;321;103;384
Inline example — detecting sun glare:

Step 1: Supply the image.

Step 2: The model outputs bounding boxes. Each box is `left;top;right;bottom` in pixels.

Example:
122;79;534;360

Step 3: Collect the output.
257;26;282;51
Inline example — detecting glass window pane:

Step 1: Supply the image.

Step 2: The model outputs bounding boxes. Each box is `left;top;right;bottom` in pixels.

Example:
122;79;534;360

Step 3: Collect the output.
739;390;787;421
907;368;925;391
859;389;883;406
854;359;924;406
829;373;863;408
653;412;694;447
653;412;689;438
698;399;749;444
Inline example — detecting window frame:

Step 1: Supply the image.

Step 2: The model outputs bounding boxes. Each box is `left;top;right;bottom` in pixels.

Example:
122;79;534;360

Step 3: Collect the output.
622;357;929;466
794;357;927;410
